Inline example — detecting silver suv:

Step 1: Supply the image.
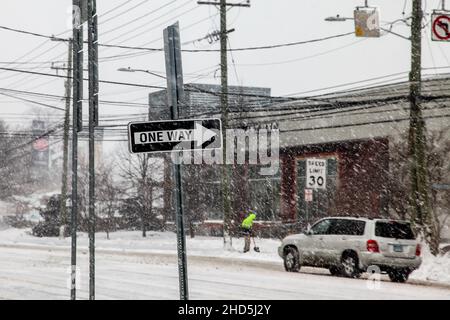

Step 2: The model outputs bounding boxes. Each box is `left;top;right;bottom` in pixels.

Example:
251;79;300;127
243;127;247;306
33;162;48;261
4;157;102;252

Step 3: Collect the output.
278;217;422;283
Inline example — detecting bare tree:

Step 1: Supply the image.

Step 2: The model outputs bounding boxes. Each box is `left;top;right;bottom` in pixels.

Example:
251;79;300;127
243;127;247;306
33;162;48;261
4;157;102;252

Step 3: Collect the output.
117;149;165;237
96;161;123;240
389;128;450;255
0;120;35;199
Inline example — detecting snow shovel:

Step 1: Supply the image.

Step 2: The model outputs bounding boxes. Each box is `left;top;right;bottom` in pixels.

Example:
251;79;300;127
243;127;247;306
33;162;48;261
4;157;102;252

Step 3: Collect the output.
252;236;260;252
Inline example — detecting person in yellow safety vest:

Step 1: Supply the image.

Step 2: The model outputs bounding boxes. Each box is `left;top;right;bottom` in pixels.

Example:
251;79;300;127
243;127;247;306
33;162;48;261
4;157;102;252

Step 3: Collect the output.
241;211;257;253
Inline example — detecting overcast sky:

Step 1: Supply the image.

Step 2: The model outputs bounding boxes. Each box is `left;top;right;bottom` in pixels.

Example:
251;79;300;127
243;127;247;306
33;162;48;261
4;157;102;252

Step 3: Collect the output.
0;0;449;132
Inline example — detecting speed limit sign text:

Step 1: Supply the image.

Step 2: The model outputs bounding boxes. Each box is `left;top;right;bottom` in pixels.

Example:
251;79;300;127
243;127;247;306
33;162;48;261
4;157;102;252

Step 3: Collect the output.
306;158;327;189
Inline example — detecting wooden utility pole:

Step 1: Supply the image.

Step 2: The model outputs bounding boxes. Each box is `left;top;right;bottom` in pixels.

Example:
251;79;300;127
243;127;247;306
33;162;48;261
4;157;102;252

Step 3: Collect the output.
60;40;73;238
87;0;99;301
70;0;84;301
198;0;250;249
408;0;434;249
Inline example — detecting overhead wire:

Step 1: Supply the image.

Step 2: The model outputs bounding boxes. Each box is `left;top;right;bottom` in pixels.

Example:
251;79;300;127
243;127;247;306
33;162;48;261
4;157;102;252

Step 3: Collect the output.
100;0;179;37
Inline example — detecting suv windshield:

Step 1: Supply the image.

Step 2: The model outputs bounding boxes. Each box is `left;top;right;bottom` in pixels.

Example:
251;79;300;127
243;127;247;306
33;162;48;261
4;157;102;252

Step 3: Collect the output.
375;221;415;240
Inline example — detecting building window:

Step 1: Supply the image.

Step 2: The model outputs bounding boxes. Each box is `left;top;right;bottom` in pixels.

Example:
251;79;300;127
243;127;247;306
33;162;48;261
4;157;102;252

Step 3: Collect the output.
249;165;281;221
296;157;338;223
198;167;223;220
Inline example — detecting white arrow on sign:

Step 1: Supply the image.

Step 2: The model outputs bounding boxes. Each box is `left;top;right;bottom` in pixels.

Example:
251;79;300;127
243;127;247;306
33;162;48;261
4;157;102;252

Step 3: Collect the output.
134;122;217;146
193;122;217;147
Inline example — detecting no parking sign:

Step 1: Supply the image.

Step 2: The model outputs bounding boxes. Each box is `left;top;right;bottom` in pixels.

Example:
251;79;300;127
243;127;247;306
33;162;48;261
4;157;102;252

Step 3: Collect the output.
431;13;450;41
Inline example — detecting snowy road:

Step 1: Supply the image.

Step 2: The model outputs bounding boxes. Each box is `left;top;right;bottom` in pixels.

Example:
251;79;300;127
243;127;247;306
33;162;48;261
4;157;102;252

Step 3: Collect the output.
0;244;449;300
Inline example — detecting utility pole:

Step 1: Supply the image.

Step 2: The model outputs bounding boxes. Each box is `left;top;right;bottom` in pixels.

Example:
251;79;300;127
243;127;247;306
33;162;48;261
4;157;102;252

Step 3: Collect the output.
87;0;99;301
53;41;73;239
198;0;250;250
71;0;85;300
408;0;434;251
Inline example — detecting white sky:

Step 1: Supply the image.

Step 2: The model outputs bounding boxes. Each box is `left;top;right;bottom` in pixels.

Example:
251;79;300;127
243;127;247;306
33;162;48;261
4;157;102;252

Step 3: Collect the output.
0;0;449;133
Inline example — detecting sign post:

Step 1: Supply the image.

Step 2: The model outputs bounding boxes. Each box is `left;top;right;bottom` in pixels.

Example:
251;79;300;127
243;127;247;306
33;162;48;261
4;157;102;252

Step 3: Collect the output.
304;189;313;225
164;22;188;301
128;23;223;301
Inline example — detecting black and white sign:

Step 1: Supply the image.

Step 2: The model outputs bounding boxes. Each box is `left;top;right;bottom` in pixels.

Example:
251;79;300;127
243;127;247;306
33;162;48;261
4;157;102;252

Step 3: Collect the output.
432;14;450;41
306;158;327;189
128;118;222;154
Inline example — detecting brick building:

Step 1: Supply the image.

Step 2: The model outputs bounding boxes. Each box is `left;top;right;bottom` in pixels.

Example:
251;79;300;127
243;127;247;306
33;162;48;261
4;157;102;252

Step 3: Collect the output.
149;78;450;236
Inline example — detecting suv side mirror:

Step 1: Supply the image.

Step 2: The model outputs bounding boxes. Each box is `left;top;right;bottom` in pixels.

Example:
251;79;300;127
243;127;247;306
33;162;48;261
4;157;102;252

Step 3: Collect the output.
305;224;313;235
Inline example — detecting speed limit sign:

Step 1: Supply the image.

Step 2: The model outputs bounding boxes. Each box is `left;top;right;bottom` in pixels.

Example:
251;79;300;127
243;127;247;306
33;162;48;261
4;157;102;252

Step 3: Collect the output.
306;158;327;189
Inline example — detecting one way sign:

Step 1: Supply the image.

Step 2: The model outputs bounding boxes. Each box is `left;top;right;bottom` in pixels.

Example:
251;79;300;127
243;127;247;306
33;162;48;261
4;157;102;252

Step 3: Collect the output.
128;118;222;154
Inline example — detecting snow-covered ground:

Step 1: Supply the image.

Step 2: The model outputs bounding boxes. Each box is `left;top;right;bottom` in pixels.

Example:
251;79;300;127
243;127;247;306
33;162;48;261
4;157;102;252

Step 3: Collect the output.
0;228;282;264
0;227;449;300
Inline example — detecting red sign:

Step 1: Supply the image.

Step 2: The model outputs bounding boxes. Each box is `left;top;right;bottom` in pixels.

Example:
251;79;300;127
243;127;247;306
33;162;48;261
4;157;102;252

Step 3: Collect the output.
33;138;49;151
304;189;313;202
432;14;450;41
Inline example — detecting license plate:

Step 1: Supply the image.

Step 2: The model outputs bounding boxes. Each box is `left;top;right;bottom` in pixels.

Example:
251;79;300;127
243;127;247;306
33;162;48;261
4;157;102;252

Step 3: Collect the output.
393;244;403;252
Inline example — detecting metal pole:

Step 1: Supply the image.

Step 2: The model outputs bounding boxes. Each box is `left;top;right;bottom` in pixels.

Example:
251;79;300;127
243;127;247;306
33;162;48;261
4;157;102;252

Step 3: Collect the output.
60;39;73;238
306;200;309;225
164;23;188;300
87;0;98;300
174;158;188;299
70;0;84;301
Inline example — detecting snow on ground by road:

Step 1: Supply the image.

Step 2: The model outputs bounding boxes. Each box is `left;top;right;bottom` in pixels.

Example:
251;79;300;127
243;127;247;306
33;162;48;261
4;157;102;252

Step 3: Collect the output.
0;228;281;263
1;227;450;288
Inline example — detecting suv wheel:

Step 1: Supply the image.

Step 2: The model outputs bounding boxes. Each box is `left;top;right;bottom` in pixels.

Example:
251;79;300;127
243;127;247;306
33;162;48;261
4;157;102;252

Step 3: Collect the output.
284;247;300;272
388;268;411;283
340;253;361;278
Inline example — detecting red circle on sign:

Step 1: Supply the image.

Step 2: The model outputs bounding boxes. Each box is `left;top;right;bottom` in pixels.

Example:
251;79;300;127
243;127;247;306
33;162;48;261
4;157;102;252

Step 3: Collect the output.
432;15;450;40
33;138;49;151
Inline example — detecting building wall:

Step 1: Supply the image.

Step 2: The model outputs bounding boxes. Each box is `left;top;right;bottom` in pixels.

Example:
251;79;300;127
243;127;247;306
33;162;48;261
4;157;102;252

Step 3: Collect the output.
280;138;389;223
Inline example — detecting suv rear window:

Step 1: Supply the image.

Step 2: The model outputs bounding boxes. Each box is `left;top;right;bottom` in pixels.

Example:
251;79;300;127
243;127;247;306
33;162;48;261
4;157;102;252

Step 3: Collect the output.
375;221;415;239
328;219;366;236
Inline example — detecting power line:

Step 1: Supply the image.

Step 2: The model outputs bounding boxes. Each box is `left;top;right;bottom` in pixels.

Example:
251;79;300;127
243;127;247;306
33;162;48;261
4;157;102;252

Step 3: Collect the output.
100;0;178;37
101;2;199;47
284;71;410;96
98;0;150;26
0;92;64;111
0;86;152;107
4;122;64;155
0;24;357;53
0;66;166;90
98;0;135;21
1;65;450;109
